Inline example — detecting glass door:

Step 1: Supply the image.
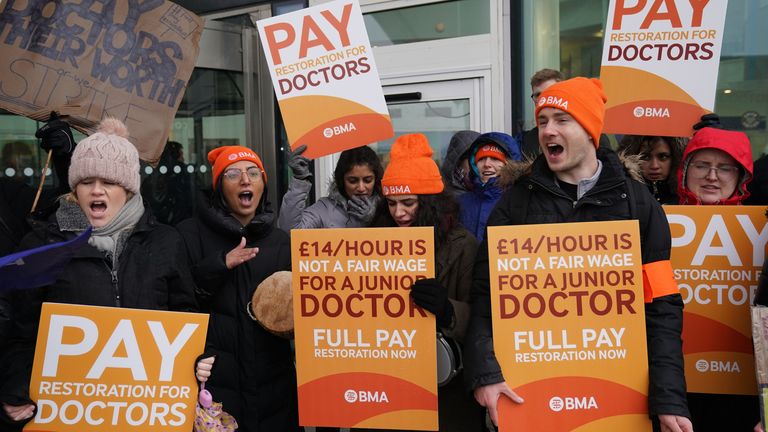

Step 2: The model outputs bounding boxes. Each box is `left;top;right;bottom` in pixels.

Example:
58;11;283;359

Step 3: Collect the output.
315;78;482;197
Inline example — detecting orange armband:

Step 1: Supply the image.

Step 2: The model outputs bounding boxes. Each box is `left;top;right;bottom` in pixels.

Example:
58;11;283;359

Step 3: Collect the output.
642;260;679;303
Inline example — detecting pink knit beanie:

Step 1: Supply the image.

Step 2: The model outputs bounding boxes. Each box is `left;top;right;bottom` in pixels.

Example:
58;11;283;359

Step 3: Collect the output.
68;118;140;194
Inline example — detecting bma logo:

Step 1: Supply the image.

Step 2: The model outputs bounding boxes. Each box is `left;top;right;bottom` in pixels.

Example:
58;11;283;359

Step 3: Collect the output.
343;389;389;403
695;359;741;373
632;106;671;118
383;185;411;195
228;151;256;160
538;96;569;110
548;396;598;412
323;122;357;138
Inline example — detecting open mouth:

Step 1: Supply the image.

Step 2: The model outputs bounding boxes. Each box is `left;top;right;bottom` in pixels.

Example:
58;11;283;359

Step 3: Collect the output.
546;143;564;157
90;201;107;215
238;191;253;206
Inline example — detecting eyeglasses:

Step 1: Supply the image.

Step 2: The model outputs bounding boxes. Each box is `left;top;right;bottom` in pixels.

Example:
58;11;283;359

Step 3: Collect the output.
689;162;738;179
222;166;262;181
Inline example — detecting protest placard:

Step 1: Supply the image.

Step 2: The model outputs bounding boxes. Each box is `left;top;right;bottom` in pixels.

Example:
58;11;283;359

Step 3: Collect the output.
666;205;768;394
0;0;203;164
487;221;650;431
600;0;728;137
291;227;437;430
257;0;393;159
26;303;208;432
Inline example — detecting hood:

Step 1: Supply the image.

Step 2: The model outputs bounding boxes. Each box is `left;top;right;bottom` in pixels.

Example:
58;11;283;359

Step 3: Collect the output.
498;147;644;188
468;132;522;183
677;127;753;205
440;130;481;177
440;130;481;191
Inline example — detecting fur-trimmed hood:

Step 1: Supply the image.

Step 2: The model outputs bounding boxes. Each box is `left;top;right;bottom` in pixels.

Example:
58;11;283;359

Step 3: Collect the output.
497;148;644;188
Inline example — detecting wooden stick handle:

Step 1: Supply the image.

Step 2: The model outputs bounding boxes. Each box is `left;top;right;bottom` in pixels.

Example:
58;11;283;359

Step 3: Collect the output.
31;149;53;213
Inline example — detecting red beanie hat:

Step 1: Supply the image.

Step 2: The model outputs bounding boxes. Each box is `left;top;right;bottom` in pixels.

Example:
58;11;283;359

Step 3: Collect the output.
535;77;607;148
208;146;267;189
382;133;444;196
474;143;506;162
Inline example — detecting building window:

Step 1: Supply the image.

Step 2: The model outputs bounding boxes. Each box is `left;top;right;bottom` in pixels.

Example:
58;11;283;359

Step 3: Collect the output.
364;0;490;46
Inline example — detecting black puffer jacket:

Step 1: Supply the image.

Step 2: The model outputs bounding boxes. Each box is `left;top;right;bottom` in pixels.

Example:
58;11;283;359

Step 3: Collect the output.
177;196;299;432
0;202;197;428
464;147;689;419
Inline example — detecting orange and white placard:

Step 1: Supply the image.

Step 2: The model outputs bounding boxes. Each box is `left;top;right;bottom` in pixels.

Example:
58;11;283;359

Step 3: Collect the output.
291;228;437;430
488;221;650;431
26;303;208;432
257;0;393;159
600;0;728;137
666;205;768;394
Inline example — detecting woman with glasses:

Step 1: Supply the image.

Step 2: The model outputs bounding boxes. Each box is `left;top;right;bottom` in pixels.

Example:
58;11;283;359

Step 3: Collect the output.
677;127;753;205
676;128;757;431
178;146;300;432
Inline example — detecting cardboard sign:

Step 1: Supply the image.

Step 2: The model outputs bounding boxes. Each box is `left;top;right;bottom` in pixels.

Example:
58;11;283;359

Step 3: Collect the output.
487;221;650;431
26;303;208;432
257;0;393;159
0;0;203;164
751;306;768;431
600;0;728;137
291;228;437;430
666;205;768;394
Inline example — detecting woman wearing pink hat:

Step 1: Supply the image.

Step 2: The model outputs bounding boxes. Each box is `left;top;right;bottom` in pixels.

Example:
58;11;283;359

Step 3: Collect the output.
0;118;197;430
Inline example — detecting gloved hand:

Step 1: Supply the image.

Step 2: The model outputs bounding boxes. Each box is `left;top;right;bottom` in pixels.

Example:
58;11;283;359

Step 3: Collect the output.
288;144;312;180
693;113;723;131
35;112;75;155
347;195;379;223
410;278;454;328
452;165;469;188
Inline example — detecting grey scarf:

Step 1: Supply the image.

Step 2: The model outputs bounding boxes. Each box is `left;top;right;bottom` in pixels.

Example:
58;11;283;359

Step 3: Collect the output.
57;194;145;265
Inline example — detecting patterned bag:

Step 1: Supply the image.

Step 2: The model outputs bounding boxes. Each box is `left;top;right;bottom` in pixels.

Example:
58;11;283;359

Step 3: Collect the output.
193;382;238;432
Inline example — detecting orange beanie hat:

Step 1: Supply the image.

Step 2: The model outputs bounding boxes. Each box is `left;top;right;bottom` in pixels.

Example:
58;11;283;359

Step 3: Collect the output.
535;77;607;148
475;143;506;162
382;133;444;196
208;145;267;189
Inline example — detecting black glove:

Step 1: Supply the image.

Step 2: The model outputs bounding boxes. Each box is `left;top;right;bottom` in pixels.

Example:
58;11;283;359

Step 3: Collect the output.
693;113;723;131
35;113;75;155
287;144;312;180
410;278;454;328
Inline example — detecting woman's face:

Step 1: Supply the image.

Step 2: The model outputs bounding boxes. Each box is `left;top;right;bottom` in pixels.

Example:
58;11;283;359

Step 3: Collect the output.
640;139;672;182
344;164;375;198
685;148;740;204
221;160;265;225
75;178;128;228
476;156;506;183
386;194;419;227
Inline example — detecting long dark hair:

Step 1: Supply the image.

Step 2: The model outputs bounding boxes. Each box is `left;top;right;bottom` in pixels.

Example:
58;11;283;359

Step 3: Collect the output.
618;135;684;187
371;191;459;248
334;146;384;199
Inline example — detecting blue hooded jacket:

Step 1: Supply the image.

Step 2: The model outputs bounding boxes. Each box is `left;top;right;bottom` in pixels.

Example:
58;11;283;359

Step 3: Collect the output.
459;132;521;241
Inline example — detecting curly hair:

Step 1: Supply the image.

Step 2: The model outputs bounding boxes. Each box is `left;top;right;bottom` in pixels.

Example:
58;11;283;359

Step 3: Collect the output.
334;146;384;199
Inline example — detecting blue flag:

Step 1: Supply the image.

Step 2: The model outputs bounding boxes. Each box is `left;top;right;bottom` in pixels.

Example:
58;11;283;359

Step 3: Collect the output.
0;227;92;292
